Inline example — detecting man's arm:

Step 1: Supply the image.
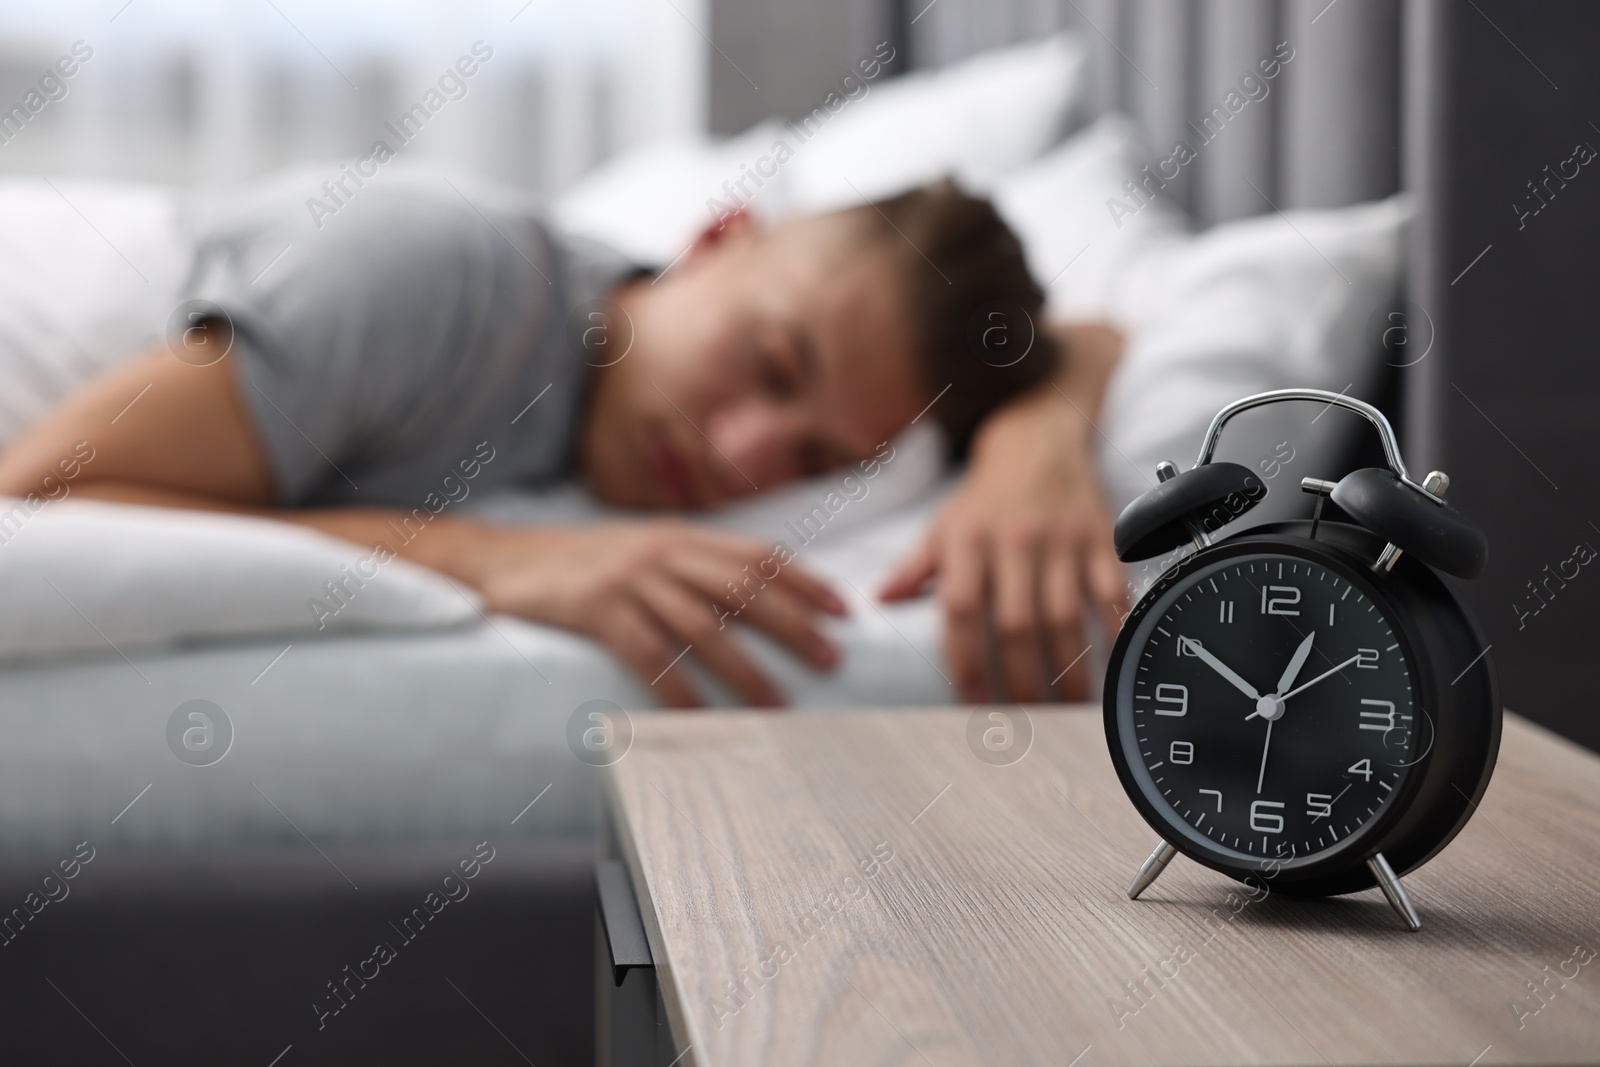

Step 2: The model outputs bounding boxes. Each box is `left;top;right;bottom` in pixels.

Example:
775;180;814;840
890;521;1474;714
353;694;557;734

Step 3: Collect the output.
0;348;843;707
880;322;1126;702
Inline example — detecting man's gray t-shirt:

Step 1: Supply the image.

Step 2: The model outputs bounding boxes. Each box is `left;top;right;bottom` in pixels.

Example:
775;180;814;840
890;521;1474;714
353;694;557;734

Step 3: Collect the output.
184;174;638;508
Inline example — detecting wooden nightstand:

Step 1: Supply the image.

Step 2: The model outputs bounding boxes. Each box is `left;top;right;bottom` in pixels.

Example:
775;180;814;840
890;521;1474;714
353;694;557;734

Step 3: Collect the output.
595;707;1599;1066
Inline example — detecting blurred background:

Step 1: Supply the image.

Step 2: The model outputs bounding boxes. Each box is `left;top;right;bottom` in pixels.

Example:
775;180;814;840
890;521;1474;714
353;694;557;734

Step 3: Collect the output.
0;0;1401;220
0;0;703;196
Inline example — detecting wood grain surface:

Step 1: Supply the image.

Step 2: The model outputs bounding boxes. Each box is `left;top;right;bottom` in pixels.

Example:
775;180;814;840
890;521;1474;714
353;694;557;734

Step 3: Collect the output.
603;708;1600;1066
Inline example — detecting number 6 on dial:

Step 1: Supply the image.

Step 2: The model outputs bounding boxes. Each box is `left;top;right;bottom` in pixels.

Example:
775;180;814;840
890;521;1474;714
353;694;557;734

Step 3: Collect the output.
1250;800;1285;833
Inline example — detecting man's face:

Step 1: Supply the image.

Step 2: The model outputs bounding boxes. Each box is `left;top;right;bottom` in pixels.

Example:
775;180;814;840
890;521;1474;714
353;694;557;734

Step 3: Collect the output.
580;213;928;509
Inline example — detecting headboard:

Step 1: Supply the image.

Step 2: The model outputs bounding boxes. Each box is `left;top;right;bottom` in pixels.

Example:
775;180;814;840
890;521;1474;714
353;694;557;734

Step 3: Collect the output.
1404;0;1600;752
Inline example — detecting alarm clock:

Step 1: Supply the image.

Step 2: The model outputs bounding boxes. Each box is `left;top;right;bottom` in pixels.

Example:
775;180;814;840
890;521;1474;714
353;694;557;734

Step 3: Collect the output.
1103;389;1499;931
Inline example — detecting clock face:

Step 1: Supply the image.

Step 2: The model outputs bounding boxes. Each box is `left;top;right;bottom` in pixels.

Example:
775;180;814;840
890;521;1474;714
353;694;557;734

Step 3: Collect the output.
1113;550;1420;867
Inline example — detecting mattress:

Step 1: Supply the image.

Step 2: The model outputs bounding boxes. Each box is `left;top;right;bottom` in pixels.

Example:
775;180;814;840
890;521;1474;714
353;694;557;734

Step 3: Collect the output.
0;489;956;852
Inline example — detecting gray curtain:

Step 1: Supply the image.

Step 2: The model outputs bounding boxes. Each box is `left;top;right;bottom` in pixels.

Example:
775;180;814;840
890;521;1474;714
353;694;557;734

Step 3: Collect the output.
904;0;1400;226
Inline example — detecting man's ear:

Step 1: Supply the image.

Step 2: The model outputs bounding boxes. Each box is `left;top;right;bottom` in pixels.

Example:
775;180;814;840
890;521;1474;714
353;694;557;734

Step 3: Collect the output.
687;207;757;259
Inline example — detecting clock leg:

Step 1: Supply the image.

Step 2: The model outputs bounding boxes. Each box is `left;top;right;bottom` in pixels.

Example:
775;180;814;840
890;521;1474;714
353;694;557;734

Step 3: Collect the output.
1366;852;1422;932
1127;841;1178;899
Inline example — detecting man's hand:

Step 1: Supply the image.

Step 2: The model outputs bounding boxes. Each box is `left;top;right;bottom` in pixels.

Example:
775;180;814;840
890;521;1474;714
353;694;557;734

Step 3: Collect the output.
880;323;1127;703
468;521;845;708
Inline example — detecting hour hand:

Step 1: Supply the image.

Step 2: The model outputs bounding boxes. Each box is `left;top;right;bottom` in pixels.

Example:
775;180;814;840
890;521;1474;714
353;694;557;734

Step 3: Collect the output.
1275;631;1317;697
1179;636;1260;701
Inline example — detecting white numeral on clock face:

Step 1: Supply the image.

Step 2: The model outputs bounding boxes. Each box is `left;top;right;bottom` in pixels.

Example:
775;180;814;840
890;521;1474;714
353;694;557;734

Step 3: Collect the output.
1357;647;1380;669
1199;788;1223;812
1260;585;1301;615
1359;699;1396;733
1219;600;1234;623
1347;758;1372;781
1169;740;1194;765
1306;792;1334;818
1154;683;1189;716
1250;800;1285;833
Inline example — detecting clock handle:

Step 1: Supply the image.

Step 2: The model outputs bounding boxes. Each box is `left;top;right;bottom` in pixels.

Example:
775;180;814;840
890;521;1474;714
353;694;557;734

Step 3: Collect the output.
1194;388;1444;503
1126;841;1178;899
1367;852;1423;932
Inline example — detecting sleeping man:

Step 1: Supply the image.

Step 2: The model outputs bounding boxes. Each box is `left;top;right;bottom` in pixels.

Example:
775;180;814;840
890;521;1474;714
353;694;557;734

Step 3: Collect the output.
0;175;1124;706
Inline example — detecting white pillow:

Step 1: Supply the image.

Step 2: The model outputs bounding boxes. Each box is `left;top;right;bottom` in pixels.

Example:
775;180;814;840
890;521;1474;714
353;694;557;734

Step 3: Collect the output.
696;421;945;543
547;120;791;267
550;34;1089;266
0;180;191;449
994;114;1190;326
781;33;1089;210
466;421;947;546
1097;196;1410;568
0;499;481;662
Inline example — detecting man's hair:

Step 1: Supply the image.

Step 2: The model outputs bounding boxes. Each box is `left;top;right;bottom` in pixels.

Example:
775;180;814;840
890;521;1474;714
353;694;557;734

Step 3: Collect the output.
852;179;1058;454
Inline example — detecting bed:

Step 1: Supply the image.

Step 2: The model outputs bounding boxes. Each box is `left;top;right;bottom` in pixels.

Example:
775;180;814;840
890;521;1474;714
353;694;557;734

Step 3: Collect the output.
0;111;1403;849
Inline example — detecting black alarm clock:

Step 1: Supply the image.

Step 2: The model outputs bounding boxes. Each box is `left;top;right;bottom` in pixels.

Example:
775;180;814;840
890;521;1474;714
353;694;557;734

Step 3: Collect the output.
1103;389;1500;931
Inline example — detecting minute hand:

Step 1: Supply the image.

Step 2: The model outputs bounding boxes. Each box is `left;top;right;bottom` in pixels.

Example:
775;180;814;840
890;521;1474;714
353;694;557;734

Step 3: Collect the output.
1179;637;1260;701
1281;654;1363;701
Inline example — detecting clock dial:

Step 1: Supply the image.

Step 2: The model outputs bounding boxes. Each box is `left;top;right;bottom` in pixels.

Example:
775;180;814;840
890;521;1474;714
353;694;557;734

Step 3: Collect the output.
1115;551;1419;865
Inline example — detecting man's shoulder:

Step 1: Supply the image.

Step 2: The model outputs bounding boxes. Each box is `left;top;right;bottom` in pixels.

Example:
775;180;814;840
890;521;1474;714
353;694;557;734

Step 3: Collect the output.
188;164;642;325
195;164;546;270
314;170;548;277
